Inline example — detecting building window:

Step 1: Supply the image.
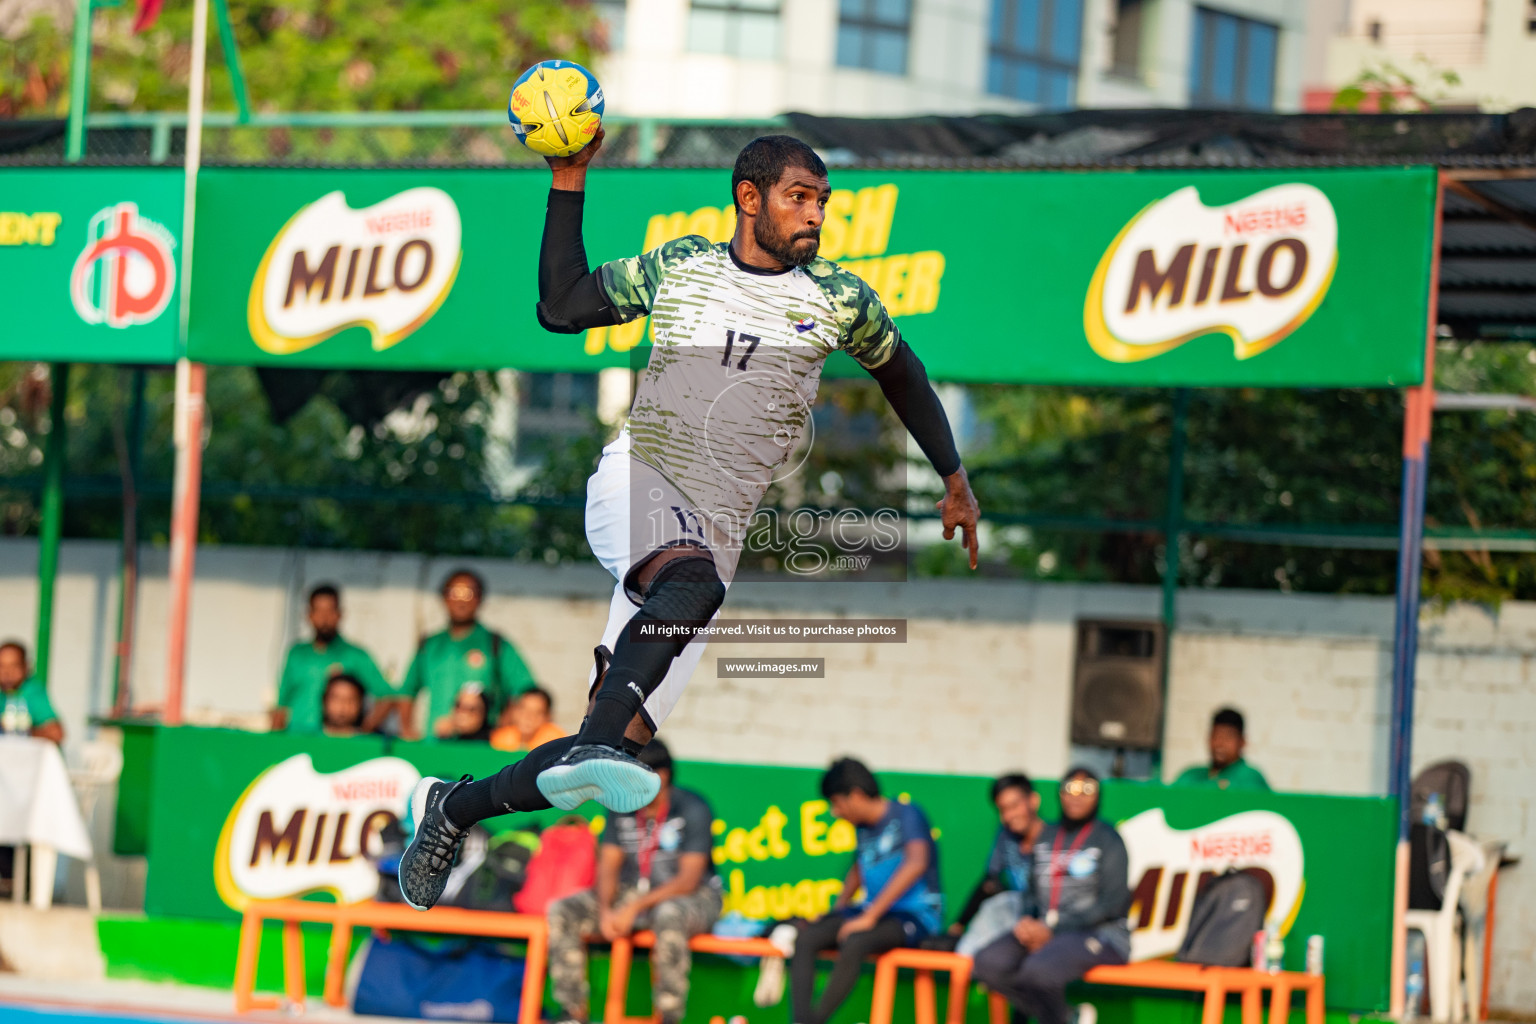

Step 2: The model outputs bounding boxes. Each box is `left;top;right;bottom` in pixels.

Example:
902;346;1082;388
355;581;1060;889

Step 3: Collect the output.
986;0;1084;108
515;373;600;464
687;0;782;59
1110;0;1144;78
1189;6;1278;110
837;0;912;75
595;0;627;52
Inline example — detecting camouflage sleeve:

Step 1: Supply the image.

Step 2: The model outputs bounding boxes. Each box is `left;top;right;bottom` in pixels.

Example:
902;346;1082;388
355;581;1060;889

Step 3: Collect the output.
595;235;715;323
805;259;899;370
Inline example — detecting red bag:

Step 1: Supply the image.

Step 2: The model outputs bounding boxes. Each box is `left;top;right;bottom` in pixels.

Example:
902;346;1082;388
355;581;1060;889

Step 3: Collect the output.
513;820;597;914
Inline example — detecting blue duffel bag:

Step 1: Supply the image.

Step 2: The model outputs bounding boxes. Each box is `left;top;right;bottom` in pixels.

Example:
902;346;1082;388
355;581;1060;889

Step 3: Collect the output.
352;935;527;1022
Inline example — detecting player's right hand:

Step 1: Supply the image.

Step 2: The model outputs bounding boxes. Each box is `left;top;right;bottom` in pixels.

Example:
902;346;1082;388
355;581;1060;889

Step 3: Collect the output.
545;125;605;171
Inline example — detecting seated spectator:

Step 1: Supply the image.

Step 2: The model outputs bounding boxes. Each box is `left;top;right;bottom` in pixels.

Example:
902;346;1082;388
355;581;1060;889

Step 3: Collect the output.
0;642;62;743
546;741;721;1024
972;768;1130;1024
434;686;494;743
1173;707;1271;791
389;569;535;739
790;758;942;1024
321;675;371;737
271;584;393;734
950;773;1042;957
491;686;567;752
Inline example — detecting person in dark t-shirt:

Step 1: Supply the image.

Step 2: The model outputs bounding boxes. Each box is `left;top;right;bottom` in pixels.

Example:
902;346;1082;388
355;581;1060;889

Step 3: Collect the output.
789;758;942;1024
972;768;1130;1024
950;773;1043;957
546;741;721;1024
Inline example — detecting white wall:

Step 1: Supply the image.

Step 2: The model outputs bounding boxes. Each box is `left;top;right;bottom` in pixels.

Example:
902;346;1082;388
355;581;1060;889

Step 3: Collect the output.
2;536;1533;1011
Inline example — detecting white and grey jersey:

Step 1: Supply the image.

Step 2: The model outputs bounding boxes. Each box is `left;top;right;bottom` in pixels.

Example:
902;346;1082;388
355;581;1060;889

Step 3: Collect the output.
596;237;899;529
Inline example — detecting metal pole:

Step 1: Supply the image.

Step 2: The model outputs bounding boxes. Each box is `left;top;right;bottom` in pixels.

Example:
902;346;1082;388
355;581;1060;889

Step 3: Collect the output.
34;364;71;687
211;0;251;123
1158;387;1191;769
64;0;92;161
164;0;211;725
1387;170;1444;1018
111;368;147;717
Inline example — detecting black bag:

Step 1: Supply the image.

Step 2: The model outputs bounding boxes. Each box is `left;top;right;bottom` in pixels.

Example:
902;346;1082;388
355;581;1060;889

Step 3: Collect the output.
1176;871;1267;967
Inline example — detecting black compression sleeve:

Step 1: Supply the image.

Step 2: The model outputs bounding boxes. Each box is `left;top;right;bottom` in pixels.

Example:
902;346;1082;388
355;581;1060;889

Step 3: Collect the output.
866;338;962;478
536;189;621;334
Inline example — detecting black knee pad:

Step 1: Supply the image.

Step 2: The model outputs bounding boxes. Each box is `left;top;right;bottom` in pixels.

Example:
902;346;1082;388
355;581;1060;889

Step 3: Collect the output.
633;555;725;653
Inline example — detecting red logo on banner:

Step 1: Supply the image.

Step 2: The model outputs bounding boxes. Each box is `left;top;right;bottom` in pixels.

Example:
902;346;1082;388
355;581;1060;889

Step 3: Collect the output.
70;202;176;329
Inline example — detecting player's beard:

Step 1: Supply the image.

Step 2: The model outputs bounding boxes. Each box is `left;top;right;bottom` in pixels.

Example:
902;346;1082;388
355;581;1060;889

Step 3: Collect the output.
755;215;820;268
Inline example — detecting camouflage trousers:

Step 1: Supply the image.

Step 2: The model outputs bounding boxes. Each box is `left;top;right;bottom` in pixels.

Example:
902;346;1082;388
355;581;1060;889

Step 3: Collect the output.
548;884;724;1023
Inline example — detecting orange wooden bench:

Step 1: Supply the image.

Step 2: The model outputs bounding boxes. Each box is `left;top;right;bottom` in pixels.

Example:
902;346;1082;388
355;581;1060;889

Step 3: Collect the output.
232;898;548;1024
603;932;970;1024
976;960;1325;1024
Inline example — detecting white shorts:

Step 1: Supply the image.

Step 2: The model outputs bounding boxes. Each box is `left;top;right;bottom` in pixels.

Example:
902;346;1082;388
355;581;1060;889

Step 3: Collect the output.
583;431;735;729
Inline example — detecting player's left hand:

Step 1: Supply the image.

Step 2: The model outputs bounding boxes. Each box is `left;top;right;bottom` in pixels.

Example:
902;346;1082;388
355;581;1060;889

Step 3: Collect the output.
838;911;880;941
937;467;980;570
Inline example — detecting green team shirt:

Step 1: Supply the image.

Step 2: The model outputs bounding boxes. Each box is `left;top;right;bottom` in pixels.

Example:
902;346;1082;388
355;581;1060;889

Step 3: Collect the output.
1;678;58;730
276;635;392;734
1173;758;1272;791
400;622;535;733
597;238;898;524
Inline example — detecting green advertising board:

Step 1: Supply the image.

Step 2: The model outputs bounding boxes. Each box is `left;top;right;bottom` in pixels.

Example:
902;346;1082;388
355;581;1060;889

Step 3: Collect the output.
186;165;1435;386
139;726;1392;1012
0;167;183;363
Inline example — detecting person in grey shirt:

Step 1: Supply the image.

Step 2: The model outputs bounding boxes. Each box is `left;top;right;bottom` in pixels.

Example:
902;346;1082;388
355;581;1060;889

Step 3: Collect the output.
972;768;1130;1024
546;741;722;1024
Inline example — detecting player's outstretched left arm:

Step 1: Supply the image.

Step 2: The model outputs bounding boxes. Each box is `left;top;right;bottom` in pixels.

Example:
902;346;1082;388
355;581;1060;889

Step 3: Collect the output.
866;338;981;570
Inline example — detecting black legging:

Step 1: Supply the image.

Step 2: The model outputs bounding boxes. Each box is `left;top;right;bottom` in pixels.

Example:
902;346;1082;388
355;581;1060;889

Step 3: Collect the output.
790;913;910;1024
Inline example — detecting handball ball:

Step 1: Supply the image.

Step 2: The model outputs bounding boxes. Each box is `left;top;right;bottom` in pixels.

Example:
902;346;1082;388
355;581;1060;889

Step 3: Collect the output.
508;60;604;158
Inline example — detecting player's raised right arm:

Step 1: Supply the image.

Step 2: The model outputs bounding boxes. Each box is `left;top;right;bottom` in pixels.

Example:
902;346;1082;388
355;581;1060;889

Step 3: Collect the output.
536;128;623;334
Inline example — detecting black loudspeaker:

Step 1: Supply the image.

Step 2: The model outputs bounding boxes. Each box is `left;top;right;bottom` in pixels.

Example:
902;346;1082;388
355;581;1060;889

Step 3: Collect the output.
1070;620;1166;751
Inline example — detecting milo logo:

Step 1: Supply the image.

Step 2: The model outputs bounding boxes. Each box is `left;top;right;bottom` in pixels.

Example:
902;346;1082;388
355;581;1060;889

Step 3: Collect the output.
1084;184;1338;363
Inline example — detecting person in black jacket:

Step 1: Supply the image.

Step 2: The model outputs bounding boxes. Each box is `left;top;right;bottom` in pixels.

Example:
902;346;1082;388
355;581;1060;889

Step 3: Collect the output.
971;768;1130;1024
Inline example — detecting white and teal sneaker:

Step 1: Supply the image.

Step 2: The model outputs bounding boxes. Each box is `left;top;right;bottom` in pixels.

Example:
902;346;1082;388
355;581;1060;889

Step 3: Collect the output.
536;744;660;812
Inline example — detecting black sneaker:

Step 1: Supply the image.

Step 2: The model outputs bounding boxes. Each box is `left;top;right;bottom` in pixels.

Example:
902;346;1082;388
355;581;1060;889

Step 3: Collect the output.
398;775;470;911
536;744;660;812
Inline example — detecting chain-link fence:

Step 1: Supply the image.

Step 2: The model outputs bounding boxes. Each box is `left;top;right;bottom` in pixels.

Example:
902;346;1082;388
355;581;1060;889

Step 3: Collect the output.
0;114;783;166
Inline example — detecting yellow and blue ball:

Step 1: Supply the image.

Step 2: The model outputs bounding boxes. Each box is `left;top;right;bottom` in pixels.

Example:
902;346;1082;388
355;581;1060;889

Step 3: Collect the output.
508;60;604;158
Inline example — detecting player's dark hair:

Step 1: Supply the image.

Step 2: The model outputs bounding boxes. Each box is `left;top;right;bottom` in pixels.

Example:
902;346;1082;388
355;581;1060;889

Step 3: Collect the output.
521;686;554;713
442;568;485;597
322;674;367;729
732;135;828;213
990;772;1034;802
308;583;340;606
638;738;674;776
1212;706;1245;735
821;757;880;799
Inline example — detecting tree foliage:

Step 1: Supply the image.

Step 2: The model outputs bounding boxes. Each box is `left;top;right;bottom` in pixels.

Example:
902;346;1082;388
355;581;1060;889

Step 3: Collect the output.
2;0;603;118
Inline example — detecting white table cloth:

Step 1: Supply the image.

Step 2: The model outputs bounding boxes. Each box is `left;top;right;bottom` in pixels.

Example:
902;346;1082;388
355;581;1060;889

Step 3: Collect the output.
0;736;93;909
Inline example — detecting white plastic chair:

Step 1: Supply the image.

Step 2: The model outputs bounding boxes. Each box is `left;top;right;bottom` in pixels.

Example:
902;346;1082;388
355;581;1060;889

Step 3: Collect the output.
67;740;124;913
1404;829;1485;1023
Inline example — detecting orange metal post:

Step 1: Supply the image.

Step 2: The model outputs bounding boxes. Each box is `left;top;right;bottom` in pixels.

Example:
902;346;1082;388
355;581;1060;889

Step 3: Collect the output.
606;937;638;1024
282;918;306;1007
912;969;937;1024
324;918;353;1007
233;907;263;1013
868;954;898;1024
1242;980;1263;1024
163;359;206;724
522;919;549;1024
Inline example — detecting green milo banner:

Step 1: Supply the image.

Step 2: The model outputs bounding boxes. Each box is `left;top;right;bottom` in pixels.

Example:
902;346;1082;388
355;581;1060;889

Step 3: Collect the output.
0;167;184;363
185;165;1436;386
138;726;1393;1012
